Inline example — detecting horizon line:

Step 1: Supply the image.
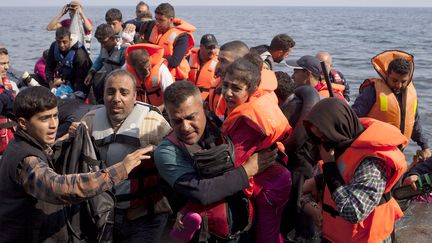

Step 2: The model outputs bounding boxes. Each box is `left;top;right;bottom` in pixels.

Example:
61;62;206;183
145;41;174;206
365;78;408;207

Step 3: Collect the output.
1;4;432;8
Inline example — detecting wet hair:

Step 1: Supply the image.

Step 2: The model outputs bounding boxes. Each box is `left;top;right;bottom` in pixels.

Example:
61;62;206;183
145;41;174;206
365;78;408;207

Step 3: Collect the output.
0;47;8;56
225;57;261;94
105;8;123;22
105;69;136;92
155;3;175;18
164;81;202;107
95;23;116;40
274;71;296;102
14;86;57;120
388;58;411;75
136;1;152;19
55;27;71;39
269;34;295;52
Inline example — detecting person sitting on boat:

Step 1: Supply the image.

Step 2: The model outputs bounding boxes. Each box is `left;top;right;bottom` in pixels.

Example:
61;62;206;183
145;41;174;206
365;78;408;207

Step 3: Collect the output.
303;98;407;243
316;51;351;101
287;55;346;101
187;34;219;101
105;8;137;46
84;24;126;104
148;3;196;80
155;81;276;242
352;50;431;160
124;43;174;112
45;27;92;96
0;47;16;155
251;33;296;70
46;0;93;53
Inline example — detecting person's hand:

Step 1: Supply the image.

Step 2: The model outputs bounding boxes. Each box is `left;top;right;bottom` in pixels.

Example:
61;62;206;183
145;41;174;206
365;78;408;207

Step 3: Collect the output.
122;24;136;43
60;4;69;16
84;73;93;86
75;4;83;15
303;202;322;227
173;212;184;231
50;78;64;89
122;145;154;173
303;178;317;194
403;175;419;190
124;23;136;33
319;145;335;163
67;122;82;138
242;148;277;177
419;148;432;161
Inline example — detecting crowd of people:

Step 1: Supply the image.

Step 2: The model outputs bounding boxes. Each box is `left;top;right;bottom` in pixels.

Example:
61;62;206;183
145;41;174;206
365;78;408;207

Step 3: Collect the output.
0;1;431;243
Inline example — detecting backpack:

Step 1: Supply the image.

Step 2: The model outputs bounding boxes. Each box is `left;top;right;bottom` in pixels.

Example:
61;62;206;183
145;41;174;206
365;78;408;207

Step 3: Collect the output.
54;124;115;243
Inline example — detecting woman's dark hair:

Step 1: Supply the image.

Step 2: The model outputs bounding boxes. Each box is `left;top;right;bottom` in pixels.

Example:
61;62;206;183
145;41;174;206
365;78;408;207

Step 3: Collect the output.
224;56;261;94
14;86;57;120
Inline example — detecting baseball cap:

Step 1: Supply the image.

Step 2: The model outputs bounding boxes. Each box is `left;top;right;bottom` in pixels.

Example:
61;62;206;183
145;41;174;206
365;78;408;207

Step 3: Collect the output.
286;55;322;78
200;34;218;48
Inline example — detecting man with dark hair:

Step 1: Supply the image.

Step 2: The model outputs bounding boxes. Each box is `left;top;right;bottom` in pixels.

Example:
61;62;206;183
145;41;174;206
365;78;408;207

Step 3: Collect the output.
105;8;136;45
79;69;173;242
47;0;93;53
187;34;219;100
45;27;92;95
251;33;295;70
352;50;430;159
0;86;153;242
125;44;174;111
274;71;296;105
316;51;351;101
155;81;276;242
148;3;196;80
85;23;126;103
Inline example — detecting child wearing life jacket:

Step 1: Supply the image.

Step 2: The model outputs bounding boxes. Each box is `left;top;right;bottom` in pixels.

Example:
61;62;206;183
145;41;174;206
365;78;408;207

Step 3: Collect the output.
172;55;292;242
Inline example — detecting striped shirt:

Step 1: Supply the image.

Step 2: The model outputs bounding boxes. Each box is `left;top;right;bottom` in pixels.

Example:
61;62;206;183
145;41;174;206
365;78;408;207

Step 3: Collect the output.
16;145;127;205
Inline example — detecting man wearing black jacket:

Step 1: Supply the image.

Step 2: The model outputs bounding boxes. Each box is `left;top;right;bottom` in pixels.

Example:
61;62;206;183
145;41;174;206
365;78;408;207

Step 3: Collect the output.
45;27;92;95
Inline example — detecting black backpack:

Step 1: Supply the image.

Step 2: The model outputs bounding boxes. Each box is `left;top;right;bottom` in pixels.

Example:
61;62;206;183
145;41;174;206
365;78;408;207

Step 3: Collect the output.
54;124;115;243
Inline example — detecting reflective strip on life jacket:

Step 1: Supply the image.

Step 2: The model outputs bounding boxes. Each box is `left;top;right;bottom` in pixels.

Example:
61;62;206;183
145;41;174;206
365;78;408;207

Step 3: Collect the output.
367;78;416;141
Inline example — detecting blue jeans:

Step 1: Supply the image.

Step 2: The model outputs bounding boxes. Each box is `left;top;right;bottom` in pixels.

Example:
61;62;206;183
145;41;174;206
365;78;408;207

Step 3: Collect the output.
114;209;169;243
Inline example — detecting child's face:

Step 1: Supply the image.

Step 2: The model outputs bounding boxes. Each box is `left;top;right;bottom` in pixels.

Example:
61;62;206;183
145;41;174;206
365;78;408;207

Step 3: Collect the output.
22;107;59;146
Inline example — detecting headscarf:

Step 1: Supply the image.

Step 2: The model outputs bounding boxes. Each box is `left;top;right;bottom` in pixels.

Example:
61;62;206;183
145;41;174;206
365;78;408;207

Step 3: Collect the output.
303;98;364;158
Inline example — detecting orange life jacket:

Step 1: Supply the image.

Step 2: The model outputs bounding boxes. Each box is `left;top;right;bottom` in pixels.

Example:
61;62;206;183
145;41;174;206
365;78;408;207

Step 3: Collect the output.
148;18;196;80
322;117;407;243
316;81;346;101
125;43;166;106
362;50;416;141
207;69;278;120
222;71;291;196
188;48;219;101
0;77;15;155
